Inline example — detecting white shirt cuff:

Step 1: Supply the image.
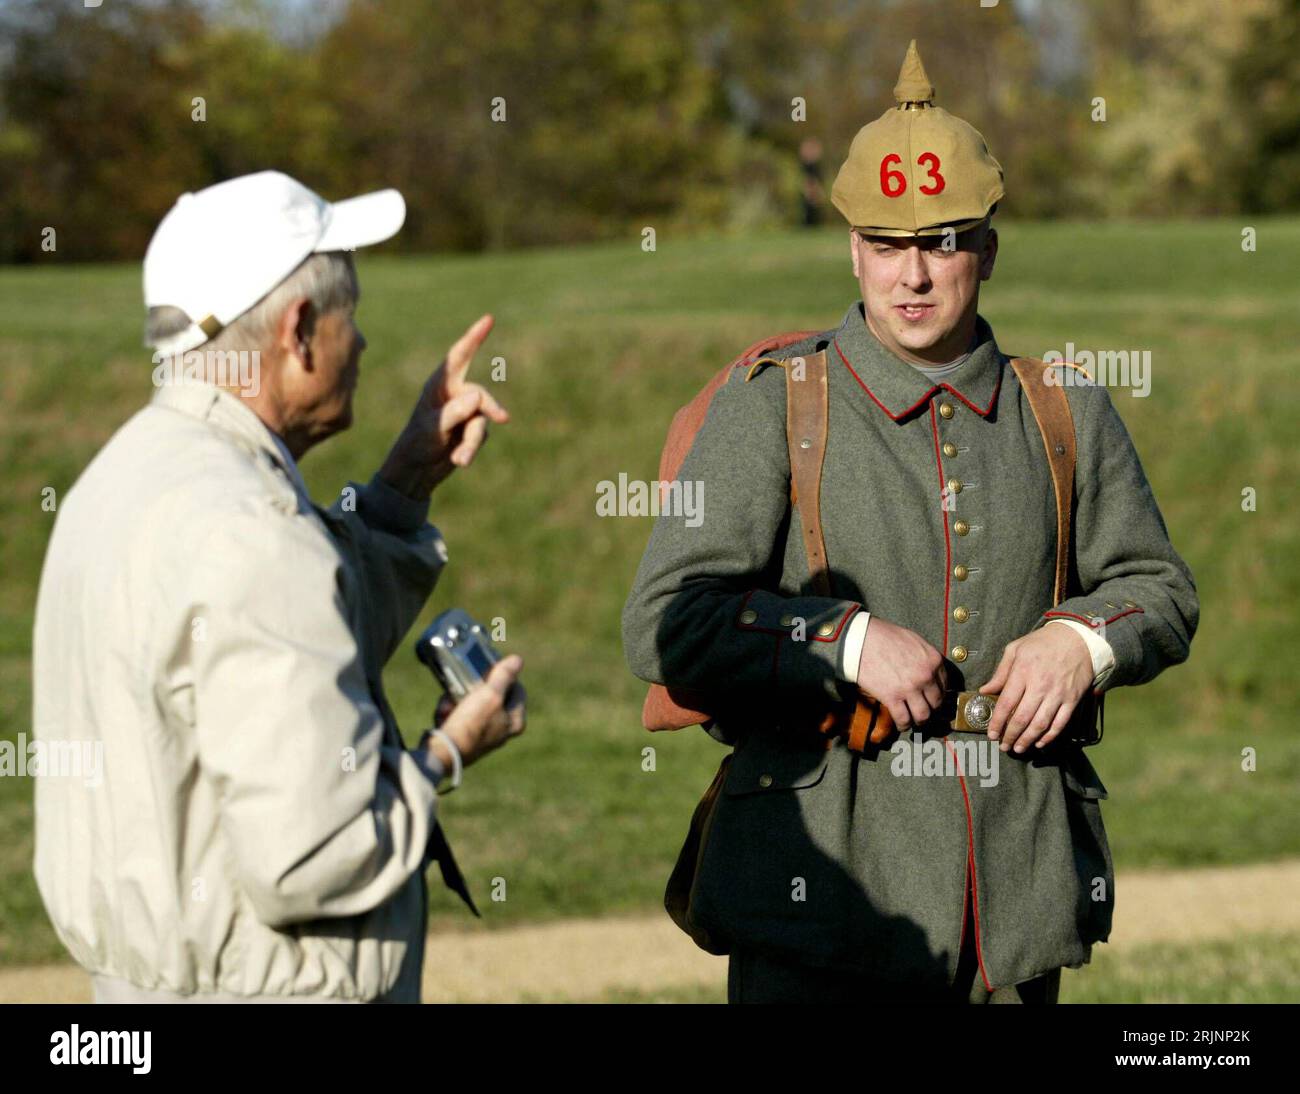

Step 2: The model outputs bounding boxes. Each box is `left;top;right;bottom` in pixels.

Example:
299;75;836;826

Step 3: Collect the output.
1044;618;1116;688
839;611;871;683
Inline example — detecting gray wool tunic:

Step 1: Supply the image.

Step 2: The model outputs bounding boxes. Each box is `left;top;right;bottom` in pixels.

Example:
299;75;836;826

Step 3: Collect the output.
622;301;1198;990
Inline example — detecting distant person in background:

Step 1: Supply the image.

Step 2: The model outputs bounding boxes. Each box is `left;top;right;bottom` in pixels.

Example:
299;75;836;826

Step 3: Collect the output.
33;171;526;1003
799;137;825;227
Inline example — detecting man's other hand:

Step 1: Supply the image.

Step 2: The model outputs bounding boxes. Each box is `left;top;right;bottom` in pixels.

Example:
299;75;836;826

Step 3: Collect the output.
855;618;948;730
980;626;1093;753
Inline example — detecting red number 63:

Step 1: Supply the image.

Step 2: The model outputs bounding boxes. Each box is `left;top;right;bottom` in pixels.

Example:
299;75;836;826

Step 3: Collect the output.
879;152;946;197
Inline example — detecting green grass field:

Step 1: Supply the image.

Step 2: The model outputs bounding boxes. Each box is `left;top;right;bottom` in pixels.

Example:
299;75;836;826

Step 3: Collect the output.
1;219;1297;986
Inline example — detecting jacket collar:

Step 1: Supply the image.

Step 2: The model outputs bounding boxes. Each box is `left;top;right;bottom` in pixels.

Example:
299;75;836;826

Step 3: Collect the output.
831;301;1004;421
150;378;309;498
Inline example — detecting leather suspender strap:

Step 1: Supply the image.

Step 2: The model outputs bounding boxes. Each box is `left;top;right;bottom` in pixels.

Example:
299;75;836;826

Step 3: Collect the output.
1009;357;1103;746
784;350;832;598
1009;357;1076;607
785;352;888;751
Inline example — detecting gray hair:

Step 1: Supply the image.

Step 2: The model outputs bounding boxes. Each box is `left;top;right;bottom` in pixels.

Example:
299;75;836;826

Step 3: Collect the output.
144;251;358;355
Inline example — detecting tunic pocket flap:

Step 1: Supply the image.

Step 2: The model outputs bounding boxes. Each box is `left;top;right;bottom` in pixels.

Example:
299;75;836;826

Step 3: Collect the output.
723;735;829;796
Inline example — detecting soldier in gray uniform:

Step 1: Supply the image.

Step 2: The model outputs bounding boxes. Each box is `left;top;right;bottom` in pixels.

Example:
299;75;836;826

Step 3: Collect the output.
621;42;1198;1004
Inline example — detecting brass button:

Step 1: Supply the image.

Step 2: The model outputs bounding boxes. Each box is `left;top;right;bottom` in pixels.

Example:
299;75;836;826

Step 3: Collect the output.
953;519;970;536
816;621;835;637
779;614;793;627
953;606;969;623
951;645;968;662
953;564;969;581
739;609;758;625
942;442;958;458
1104;602;1116;610
758;774;774;789
947;478;962;494
939;402;955;419
1123;600;1137;608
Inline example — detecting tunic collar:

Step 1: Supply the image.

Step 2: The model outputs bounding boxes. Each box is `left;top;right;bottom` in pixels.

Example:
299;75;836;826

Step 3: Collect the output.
831;301;1004;421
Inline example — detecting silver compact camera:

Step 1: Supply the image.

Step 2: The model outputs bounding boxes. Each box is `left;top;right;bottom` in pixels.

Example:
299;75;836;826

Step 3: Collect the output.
415;608;502;699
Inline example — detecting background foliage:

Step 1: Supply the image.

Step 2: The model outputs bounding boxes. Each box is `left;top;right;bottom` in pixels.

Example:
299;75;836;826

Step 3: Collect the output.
0;0;1297;262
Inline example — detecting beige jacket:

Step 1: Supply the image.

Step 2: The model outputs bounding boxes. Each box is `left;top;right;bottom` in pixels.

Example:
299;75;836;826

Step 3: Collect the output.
33;378;448;1002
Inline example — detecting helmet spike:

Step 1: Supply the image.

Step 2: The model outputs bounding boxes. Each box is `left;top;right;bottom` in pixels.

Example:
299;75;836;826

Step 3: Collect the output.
893;39;935;107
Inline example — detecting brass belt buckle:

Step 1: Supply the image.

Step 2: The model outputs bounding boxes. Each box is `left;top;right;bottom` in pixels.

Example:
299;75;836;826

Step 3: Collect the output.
958;692;996;733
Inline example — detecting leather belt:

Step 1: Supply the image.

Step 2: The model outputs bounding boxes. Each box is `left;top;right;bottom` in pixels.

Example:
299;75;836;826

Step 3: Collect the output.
790;688;1102;751
937;689;1101;746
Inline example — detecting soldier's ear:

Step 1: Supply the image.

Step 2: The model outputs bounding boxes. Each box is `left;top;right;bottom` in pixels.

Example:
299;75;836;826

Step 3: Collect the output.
850;230;862;279
978;228;998;282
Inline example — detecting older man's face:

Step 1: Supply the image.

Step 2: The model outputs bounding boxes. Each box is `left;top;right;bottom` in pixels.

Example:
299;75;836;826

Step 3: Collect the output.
851;225;996;364
284;297;367;446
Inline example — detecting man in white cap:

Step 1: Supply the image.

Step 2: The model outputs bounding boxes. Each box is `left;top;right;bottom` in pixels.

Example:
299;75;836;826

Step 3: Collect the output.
32;171;526;1003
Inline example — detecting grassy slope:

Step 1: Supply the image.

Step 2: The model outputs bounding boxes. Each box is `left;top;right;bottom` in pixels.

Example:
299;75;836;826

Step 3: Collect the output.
0;219;1296;964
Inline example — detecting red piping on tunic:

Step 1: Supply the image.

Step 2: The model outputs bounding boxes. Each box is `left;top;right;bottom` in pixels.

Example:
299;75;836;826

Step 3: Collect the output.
835;340;935;420
1044;607;1143;627
958;852;969;959
929;404;953;652
940;376;1001;418
947;737;993;992
833;329;1000;990
834;339;1002;420
811;603;861;642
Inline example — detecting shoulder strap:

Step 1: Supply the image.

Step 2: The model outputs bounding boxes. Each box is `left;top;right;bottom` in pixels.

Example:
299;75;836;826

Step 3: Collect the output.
784;351;887;749
1009;357;1077;606
656;331;820;486
784;351;832;596
1009;358;1104;745
641;333;821;733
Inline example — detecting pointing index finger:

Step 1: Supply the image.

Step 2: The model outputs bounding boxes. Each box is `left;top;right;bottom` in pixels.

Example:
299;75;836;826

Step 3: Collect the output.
436;314;494;398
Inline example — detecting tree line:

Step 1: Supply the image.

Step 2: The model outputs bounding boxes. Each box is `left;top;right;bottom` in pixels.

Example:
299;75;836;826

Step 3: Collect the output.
0;0;1294;263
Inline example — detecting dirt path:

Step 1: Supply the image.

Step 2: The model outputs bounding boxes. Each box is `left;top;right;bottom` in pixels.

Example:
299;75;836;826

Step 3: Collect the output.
5;859;1297;1003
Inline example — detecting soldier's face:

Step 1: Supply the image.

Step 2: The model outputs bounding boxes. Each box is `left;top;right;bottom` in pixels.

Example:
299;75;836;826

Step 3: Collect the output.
851;226;997;363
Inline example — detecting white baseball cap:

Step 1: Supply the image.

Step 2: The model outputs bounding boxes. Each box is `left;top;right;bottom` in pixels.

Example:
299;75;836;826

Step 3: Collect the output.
143;171;406;355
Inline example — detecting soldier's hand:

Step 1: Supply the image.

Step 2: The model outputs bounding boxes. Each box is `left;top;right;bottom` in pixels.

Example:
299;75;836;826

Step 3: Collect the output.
855;618;947;730
377;314;510;500
980;626;1092;753
428;655;526;769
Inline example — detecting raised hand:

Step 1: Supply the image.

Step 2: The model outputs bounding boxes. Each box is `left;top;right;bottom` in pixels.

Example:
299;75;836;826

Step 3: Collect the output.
378;314;510;500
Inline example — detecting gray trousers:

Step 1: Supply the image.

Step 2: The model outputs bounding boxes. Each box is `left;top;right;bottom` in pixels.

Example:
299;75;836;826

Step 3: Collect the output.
728;885;1062;1004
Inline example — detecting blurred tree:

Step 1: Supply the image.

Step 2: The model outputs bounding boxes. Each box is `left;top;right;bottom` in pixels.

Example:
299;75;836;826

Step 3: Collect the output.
0;0;342;262
316;0;768;250
1230;0;1300;212
1078;0;1287;217
0;0;208;261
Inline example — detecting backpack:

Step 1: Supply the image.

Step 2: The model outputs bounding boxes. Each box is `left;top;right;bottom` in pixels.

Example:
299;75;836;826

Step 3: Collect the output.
640;329;1083;753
